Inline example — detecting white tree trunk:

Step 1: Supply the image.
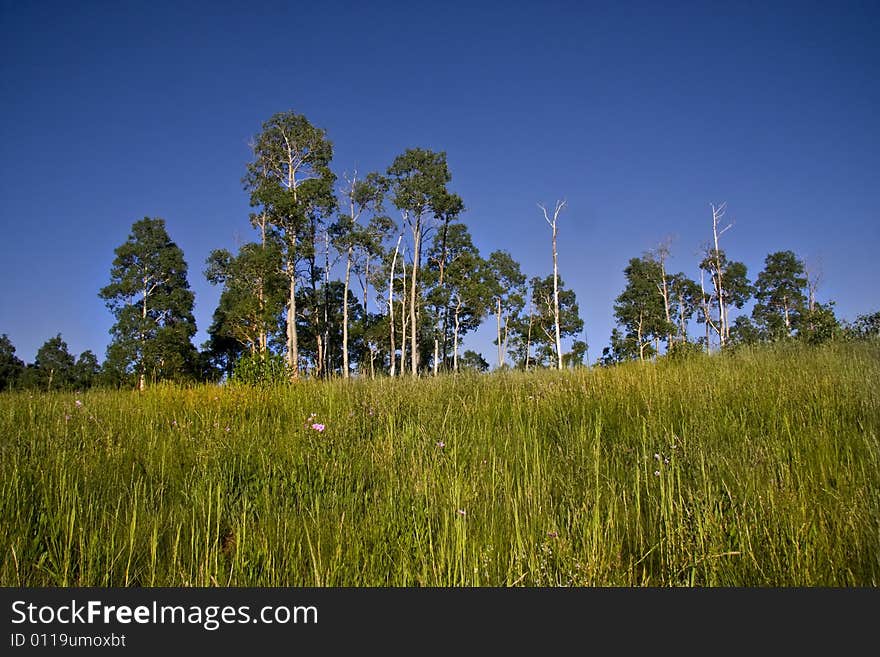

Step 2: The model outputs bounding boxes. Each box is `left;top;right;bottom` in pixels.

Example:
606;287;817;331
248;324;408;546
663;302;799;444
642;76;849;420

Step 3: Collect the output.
540;201;566;370
410;221;421;376
496;298;504;368
388;235;401;377
342;245;353;378
286;255;299;379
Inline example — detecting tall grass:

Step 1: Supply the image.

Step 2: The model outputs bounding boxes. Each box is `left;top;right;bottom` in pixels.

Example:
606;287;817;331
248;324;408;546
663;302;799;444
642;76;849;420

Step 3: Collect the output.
1;342;877;586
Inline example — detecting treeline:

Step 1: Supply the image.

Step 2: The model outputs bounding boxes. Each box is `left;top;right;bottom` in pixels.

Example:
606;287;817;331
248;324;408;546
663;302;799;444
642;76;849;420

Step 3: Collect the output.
2;110;879;390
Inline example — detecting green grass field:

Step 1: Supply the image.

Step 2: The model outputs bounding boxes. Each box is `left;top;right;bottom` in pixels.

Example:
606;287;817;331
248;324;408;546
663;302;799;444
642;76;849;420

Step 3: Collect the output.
1;342;878;586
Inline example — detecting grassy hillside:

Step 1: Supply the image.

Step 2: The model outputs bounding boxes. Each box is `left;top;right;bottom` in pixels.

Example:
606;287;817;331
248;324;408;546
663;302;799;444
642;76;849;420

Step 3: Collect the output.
1;342;878;586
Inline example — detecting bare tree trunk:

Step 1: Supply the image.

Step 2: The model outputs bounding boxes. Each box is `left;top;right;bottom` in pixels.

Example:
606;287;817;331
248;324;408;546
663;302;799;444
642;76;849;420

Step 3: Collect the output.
400;253;407;377
388;235;401;377
710;203;732;348
699;269;714;353
677;290;688;343
323;230;331;376
540;201;566;370
410;221;421;377
525;299;534;371
286;254;299;379
140;279;148;391
637;311;645;362
257;212;268;355
655;242;672;350
453;295;462;373
342;244;353;378
496;298;504;368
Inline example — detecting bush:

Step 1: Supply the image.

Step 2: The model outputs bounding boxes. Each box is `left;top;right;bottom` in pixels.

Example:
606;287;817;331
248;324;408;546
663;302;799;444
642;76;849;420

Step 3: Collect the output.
230;353;292;386
665;340;705;361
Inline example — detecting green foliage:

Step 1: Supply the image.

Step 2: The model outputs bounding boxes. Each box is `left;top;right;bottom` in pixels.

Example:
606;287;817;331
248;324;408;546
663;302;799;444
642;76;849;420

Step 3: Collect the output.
0;334;25;391
510;275;584;368
846;310;880;339
486;250;527;366
33;334;76;391
728;316;762;347
204;240;287;357
386;148;462;221
612;256;673;360
664;339;704;361
799;302;841;345
752;250;808;339
99;217;198;387
459;349;489;372
230;352;293;386
698;249;752;340
1;342;877;586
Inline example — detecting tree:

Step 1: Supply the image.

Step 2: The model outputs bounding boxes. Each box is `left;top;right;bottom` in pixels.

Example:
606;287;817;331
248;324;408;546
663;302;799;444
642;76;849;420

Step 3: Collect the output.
699;248;751;351
728;316;762;347
205;241;287;357
0;334;25;391
295;280;364;375
460;350;489;373
244;110;336;379
511;275;583;368
73;350;100;389
612;256;673;361
539;200;567;369
752;250;808;339
386;148;462;376
99;217;197;389
798;302;840;344
32;334;76;391
847;311;880;339
425;223;490;372
486;250;526;369
332;171;391;378
700;202;750;348
668;273;702;344
600;328;639;365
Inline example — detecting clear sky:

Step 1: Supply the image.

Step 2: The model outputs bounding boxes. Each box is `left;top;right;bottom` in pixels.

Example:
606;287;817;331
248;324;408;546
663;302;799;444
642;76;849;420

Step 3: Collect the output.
1;0;878;365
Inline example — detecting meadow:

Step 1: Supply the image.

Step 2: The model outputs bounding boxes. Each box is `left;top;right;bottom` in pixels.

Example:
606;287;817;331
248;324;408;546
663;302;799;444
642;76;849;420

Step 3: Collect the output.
1;342;877;586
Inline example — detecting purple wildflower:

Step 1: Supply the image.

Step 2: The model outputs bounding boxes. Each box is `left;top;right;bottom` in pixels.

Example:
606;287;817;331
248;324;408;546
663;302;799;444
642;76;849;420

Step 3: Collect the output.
311;423;325;432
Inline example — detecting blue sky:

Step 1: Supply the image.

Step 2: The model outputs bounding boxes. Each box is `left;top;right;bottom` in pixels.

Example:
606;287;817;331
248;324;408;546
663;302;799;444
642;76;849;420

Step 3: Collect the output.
1;0;878;365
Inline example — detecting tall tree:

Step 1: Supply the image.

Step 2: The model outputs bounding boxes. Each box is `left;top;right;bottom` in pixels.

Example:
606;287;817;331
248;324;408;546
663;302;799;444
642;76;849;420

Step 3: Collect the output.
752;250;808;339
99;217;197;389
244;110;336;379
73;350;100;389
31;336;78;390
0;334;24;391
668;272;702;344
539;200;567;369
511;275;583;368
205;241;286;358
699;248;751;351
386;148;462;376
332;171;390;378
612;256;672;361
702;202;735;347
651;239;675;349
425;223;490;372
486;250;526;369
